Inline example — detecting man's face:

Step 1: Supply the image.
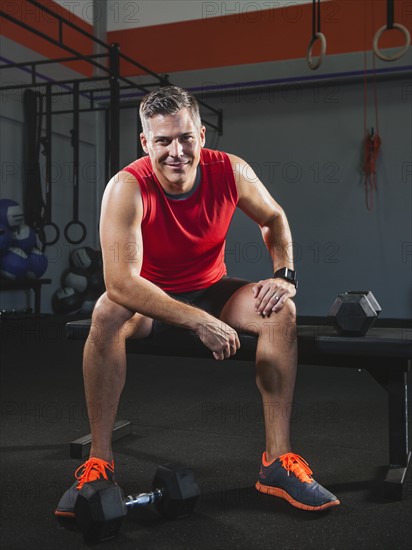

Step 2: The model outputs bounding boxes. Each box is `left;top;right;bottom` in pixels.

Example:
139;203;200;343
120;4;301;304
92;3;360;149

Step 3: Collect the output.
140;108;206;192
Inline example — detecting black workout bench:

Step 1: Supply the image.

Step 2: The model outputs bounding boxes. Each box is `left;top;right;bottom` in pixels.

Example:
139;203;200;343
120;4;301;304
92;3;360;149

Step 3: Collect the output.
66;317;412;501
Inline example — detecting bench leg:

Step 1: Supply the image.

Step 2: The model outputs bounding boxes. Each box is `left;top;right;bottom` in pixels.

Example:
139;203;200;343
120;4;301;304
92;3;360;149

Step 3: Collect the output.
69;420;132;459
368;363;411;500
33;286;41;315
383;367;411;500
383;452;411;500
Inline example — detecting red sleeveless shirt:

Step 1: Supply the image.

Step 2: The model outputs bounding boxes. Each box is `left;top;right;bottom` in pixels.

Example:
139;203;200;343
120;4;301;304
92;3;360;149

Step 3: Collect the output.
122;148;238;293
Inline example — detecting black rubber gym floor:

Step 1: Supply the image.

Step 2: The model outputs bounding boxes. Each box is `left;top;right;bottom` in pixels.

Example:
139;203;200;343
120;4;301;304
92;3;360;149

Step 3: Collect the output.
1;316;411;550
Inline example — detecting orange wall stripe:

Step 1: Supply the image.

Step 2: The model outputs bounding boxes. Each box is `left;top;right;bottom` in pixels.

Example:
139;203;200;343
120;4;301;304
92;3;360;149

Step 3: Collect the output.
0;0;96;76
1;1;411;80
107;0;412;77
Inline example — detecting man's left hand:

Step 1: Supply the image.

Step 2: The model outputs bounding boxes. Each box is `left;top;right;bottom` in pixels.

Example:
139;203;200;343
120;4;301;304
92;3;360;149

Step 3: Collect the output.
252;278;296;316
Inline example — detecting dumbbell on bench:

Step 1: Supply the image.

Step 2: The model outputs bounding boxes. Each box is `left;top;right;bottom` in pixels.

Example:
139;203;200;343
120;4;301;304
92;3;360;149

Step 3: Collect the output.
328;290;382;336
75;463;200;542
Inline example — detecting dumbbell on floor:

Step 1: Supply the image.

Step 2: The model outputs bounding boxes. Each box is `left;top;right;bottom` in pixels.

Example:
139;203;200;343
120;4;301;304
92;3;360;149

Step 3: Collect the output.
75;463;200;542
328;290;382;336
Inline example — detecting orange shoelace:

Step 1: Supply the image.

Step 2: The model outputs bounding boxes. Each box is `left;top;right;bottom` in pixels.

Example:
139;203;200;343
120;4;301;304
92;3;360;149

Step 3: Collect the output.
75;458;114;490
279;453;313;483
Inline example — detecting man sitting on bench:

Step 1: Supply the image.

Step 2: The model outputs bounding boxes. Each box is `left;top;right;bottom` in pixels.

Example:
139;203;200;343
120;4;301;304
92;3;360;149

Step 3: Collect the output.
55;86;339;516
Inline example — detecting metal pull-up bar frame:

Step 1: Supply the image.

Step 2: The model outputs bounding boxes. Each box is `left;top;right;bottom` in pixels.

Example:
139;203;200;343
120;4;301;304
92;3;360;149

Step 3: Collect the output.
0;0;223;176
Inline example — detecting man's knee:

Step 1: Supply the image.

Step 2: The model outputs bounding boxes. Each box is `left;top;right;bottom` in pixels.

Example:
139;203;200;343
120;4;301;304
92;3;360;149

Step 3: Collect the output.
88;293;133;343
258;299;296;343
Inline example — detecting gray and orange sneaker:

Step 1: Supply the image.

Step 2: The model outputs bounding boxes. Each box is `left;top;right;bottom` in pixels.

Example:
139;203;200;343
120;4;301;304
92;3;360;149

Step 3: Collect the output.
256;452;340;511
55;457;115;518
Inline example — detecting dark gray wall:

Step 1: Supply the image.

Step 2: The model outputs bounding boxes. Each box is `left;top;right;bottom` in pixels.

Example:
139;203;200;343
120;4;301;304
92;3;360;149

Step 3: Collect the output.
214;79;411;318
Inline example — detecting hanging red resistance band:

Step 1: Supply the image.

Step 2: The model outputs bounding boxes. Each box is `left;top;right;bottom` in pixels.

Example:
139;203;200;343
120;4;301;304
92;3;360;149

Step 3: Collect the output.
363;41;381;210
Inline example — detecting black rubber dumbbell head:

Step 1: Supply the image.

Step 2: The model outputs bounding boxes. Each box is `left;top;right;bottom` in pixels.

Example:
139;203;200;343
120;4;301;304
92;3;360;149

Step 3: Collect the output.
75;479;127;542
152;463;200;519
328;290;381;336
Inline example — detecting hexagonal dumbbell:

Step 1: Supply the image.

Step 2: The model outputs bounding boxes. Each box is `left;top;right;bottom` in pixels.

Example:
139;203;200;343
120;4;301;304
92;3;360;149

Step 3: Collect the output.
75;463;200;542
328;290;382;336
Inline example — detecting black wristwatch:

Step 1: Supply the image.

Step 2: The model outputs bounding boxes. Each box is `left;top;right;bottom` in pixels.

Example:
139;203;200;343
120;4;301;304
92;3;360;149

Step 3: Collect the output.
273;267;298;289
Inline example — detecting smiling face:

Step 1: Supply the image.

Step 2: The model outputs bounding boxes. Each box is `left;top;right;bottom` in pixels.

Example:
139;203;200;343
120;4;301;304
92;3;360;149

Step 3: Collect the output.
140;108;206;194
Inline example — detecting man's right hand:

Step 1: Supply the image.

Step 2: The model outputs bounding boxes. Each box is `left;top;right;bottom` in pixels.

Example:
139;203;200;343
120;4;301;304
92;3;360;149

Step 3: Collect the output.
196;320;240;360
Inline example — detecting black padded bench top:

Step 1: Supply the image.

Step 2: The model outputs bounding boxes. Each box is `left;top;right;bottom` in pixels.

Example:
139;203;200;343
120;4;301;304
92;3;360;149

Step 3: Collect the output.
66;319;412;365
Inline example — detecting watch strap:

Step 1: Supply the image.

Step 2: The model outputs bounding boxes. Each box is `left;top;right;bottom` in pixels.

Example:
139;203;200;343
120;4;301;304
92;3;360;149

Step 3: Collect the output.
273;267;298;289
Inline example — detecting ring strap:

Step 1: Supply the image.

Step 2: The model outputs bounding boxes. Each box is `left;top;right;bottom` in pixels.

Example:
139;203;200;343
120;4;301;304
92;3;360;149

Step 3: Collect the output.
307;0;326;70
387;0;394;30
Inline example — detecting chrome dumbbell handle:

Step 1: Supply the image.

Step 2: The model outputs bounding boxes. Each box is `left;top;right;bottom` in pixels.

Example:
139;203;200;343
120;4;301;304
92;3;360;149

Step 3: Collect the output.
124;488;163;509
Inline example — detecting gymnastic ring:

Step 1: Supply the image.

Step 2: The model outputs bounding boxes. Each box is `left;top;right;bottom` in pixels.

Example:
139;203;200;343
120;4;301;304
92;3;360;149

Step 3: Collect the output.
64;220;87;245
38;222;60;247
306;32;327;70
373;23;411;62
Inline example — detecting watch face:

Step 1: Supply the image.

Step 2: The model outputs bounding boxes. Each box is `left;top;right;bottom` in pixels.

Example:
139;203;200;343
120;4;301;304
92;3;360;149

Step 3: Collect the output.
275;268;295;281
284;268;295;280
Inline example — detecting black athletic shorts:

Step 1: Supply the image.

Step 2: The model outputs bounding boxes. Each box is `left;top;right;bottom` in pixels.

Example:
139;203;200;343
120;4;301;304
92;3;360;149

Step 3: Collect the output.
150;276;251;337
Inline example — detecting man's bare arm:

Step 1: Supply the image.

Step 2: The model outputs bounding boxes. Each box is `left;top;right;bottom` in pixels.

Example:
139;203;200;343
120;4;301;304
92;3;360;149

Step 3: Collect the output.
228;153;296;315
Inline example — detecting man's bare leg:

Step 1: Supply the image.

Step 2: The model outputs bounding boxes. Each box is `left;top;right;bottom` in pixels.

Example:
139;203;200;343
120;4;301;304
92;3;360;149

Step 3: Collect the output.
219;284;297;461
83;292;153;463
219;284;340;510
